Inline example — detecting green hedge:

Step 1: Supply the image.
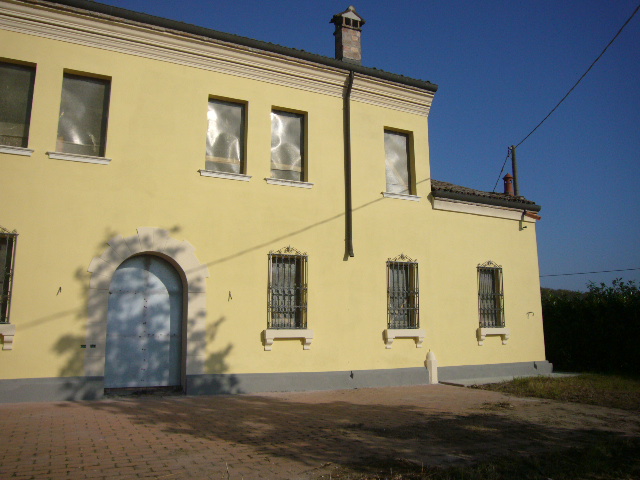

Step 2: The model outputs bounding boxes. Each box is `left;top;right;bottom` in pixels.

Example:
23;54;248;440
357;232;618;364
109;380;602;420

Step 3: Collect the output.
542;280;640;375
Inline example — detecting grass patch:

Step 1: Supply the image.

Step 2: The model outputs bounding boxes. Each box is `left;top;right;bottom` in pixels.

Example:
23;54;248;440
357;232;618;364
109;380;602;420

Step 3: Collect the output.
319;435;640;480
474;374;640;411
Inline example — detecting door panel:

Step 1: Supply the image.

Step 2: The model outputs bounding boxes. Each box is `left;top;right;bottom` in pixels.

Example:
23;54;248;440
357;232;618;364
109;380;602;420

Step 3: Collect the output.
105;255;183;389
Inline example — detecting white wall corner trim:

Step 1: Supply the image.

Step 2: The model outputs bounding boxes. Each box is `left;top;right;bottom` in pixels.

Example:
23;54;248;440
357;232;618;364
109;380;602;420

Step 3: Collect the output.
199;170;251;181
433;198;537;222
382;192;422;202
384;328;426;349
85;227;210;377
265;178;314;189
263;329;314;351
0;323;16;350
0;145;34;156
476;327;511;346
47;151;111;165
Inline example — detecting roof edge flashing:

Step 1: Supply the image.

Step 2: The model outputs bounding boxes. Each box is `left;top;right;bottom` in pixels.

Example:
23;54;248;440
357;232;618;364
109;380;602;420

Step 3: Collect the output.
431;189;542;212
26;0;438;93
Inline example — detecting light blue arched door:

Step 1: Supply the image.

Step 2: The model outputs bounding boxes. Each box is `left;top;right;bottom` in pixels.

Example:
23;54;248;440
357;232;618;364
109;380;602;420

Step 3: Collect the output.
105;255;183;388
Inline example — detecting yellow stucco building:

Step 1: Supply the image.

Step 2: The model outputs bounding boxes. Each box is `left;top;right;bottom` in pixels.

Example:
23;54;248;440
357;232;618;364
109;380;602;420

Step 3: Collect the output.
0;0;550;402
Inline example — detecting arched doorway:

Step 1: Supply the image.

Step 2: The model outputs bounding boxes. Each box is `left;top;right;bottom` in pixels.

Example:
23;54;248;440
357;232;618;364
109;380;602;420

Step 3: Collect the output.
104;255;183;389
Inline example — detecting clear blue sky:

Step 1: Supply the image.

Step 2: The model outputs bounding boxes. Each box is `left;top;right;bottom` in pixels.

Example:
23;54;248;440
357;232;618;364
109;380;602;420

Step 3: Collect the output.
95;0;640;292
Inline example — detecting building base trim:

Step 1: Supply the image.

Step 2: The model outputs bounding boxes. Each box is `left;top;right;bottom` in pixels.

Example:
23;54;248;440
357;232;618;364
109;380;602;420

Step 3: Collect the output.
438;360;553;383
0;376;105;403
0;361;552;403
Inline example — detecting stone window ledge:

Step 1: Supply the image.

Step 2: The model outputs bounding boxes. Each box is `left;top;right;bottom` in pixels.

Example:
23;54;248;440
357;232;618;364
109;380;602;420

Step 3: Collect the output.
263;329;314;351
199;169;251;182
383;328;426;349
0;323;16;350
382;192;421;202
47;151;111;165
0;145;34;157
477;327;510;346
265;178;314;189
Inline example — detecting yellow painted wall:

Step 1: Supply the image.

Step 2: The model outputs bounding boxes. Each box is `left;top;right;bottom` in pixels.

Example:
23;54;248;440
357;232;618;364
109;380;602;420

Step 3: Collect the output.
0;24;546;381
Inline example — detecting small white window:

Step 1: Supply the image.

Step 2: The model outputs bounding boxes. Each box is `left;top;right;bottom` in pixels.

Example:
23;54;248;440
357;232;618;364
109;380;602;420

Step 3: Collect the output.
56;73;110;157
0;62;35;148
268;246;308;329
0;227;17;324
271;110;304;181
478;261;505;328
387;254;419;329
205;99;245;174
384;130;412;195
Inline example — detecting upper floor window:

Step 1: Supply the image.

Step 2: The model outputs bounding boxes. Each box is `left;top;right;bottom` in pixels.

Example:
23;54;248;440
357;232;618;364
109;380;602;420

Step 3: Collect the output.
387;254;419;329
478;261;505;328
271;110;304;181
384;130;412;195
0;61;35;148
268;246;307;329
56;73;110;157
0;228;17;324
205;98;246;174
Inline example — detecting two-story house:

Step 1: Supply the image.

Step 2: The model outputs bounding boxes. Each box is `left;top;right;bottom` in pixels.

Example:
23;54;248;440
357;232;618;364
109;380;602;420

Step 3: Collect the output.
0;0;550;402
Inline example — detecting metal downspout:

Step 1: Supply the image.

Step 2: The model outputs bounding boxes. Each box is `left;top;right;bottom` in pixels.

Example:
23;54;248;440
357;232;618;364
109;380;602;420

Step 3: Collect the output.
344;70;355;257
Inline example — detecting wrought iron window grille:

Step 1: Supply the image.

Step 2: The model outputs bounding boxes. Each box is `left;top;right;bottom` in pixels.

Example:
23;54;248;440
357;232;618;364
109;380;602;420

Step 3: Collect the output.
387;254;419;329
477;261;505;328
268;246;308;329
0;226;18;324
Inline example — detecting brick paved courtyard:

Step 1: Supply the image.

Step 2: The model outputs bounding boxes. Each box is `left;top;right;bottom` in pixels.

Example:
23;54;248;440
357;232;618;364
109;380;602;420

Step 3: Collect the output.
1;384;639;479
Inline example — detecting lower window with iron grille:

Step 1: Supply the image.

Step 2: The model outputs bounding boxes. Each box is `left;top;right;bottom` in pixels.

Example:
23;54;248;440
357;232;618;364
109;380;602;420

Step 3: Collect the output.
0;228;18;324
268;247;307;329
477;261;505;328
387;254;419;329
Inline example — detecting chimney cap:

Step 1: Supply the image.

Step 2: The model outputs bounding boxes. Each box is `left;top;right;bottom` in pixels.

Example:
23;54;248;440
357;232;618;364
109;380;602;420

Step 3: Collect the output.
330;6;366;27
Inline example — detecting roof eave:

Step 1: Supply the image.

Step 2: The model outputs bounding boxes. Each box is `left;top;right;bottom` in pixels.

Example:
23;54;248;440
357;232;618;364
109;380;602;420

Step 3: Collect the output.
34;0;438;93
431;188;542;212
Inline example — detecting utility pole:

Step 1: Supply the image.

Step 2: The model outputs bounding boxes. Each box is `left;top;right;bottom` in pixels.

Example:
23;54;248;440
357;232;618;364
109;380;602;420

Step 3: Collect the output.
510;145;520;196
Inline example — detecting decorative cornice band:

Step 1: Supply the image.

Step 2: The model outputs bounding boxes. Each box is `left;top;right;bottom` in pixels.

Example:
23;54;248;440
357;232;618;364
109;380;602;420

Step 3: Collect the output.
433;197;538;222
47;151;111;165
0;1;432;116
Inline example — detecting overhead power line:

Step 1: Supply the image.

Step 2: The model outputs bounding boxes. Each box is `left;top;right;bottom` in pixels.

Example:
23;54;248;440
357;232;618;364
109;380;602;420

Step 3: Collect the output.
540;267;640;278
515;2;640;148
491;149;511;192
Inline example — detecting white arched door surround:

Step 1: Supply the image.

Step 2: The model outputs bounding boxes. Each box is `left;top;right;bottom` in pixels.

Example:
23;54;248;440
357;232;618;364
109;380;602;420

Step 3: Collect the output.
85;227;209;383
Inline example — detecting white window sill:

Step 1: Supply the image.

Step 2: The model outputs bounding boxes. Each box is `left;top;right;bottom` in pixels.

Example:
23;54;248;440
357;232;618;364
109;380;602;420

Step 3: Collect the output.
265;178;314;189
382;192;421;202
199;169;251;182
47;151;111;165
263;329;314;350
0;145;34;157
477;327;510;346
0;323;16;350
383;328;426;349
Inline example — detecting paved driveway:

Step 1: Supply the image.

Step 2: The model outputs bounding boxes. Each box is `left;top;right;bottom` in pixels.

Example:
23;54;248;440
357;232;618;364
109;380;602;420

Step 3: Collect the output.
1;384;638;479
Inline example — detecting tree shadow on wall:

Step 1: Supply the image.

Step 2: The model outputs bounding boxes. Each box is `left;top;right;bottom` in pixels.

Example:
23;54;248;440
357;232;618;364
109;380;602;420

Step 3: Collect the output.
51;226;236;400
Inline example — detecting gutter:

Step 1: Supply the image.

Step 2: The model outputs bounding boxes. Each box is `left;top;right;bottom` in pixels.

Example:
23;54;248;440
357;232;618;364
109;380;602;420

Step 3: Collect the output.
35;0;438;93
431;189;542;212
344;71;355;258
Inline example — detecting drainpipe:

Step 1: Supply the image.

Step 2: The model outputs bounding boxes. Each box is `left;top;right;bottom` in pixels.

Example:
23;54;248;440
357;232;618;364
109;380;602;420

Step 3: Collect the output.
344;70;355;257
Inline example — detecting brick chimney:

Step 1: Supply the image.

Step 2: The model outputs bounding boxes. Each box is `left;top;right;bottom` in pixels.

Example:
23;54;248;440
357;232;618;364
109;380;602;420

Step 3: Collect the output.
331;6;366;65
503;173;514;196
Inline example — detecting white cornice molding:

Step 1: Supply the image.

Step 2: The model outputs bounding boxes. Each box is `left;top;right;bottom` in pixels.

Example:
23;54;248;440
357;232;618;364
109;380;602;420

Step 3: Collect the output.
198;169;251;182
382;192;422;202
0;0;432;116
0;145;33;156
433;197;538;222
47;151;111;165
